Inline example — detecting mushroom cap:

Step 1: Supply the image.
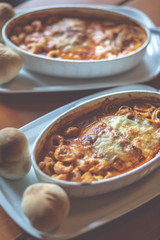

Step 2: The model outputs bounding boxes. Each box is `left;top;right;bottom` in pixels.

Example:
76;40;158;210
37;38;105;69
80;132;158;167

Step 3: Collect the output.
0;127;31;179
0;3;15;40
22;183;70;232
0;43;22;84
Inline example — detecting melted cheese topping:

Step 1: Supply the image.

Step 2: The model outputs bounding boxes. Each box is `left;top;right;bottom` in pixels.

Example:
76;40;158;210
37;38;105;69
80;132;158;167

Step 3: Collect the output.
82;115;160;165
102;115;160;158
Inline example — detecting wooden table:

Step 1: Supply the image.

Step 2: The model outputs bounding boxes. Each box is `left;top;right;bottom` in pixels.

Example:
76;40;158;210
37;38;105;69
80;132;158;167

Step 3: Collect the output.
1;0;160;240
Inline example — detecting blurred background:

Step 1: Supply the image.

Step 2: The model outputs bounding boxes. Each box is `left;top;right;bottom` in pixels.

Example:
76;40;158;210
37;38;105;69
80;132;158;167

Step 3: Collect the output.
0;0;28;7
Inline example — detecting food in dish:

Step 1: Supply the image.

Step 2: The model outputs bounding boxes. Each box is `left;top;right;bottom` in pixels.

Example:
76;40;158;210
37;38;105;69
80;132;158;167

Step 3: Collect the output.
32;91;160;197
0;127;31;179
0;2;14;40
0;43;22;84
37;96;160;183
9;14;147;61
22;183;70;232
2;6;150;78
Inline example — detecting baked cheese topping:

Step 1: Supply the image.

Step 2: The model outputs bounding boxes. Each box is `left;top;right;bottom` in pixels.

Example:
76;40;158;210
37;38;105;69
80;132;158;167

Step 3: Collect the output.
9;16;147;60
38;100;160;182
101;115;160;160
81;121;142;169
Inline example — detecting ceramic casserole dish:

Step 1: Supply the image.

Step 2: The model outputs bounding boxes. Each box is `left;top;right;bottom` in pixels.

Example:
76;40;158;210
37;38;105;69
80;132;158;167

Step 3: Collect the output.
31;90;160;197
2;5;150;78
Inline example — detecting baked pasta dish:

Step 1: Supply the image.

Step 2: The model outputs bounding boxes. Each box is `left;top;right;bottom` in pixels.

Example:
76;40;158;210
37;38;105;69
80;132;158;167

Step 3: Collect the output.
37;99;160;183
9;15;147;60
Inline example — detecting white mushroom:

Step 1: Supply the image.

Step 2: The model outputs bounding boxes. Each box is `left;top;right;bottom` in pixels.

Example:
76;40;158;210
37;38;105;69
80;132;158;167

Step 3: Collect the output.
22;183;70;232
0;43;22;84
0;3;15;40
0;127;31;179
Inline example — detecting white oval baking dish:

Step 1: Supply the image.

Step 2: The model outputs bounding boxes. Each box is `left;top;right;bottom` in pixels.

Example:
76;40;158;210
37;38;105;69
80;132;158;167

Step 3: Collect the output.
2;5;150;78
31;90;160;197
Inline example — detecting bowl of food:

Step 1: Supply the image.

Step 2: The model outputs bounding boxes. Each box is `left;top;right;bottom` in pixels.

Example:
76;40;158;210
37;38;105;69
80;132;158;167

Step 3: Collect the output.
31;90;160;197
2;5;150;78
